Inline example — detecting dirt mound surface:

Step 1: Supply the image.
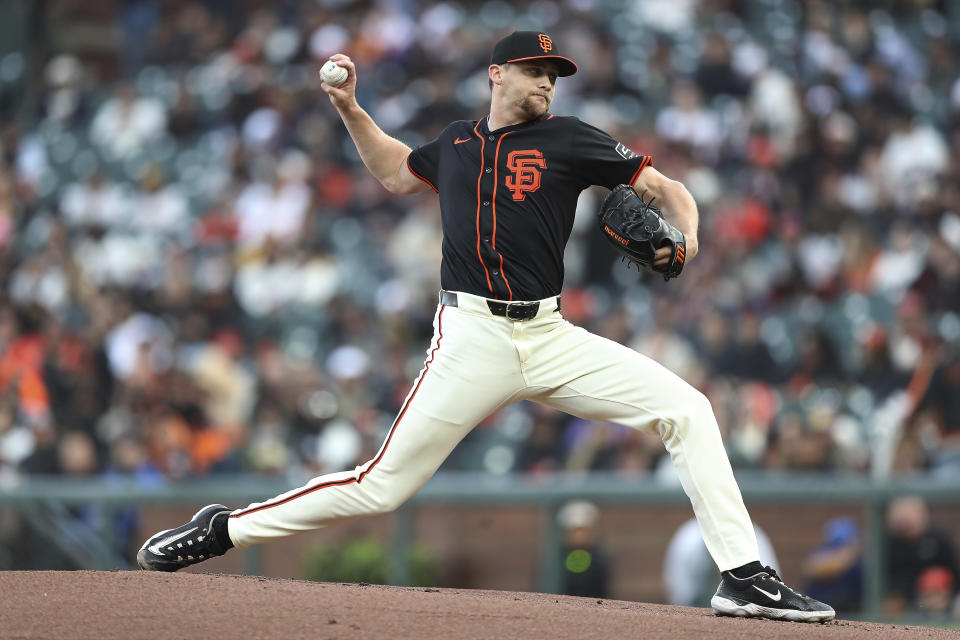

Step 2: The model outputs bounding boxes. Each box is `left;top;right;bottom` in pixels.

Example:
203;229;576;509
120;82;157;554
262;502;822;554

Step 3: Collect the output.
0;571;954;639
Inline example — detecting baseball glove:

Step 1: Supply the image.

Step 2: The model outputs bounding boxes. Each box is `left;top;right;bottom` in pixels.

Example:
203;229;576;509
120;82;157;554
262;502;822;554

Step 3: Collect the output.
598;184;686;281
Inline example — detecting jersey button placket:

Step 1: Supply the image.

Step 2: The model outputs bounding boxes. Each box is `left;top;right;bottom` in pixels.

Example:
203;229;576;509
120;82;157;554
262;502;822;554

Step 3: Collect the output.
479;133;504;298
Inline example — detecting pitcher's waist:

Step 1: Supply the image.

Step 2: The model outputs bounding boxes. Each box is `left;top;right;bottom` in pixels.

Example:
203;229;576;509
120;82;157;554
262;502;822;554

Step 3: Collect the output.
439;290;560;321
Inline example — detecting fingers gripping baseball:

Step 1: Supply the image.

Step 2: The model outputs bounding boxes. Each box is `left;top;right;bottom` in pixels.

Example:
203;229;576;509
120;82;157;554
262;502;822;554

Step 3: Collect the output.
319;54;357;109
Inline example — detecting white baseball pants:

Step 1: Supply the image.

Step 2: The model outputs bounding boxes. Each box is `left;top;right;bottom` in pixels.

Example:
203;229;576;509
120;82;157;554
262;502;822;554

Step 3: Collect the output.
227;291;760;571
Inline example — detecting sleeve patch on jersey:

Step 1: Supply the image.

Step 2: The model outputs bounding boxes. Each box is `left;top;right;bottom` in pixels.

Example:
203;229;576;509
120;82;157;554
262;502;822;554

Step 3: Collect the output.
615;142;638;160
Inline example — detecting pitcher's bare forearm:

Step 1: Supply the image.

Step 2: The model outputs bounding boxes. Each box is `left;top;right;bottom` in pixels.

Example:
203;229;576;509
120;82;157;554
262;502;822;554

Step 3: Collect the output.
320;54;428;195
655;179;699;254
336;104;424;194
633;166;699;261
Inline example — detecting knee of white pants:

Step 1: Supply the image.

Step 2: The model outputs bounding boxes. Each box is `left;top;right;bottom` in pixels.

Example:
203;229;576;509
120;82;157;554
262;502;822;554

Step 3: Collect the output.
691;388;714;419
674;387;715;431
363;483;401;515
360;472;416;515
374;491;406;515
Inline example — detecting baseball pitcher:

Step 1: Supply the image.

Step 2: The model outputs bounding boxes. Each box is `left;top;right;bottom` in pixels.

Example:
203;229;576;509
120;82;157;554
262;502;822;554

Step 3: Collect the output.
138;30;834;623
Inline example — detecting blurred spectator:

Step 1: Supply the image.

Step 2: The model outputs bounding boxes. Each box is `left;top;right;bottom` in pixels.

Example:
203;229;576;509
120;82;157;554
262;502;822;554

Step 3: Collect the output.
105;311;173;383
694;32;748;99
884;496;960;615
879;112;949;209
234;151;312;250
89;83;167;159
802;517;864;614
40;54;90;127
0;170;18;248
765;409;834;471
245;402;292;474
183;327;254;428
910;235;960;315
857;324;907;401
749;67;802;158
655;80;723;158
103;435;162;485
0;398;31;479
908;345;960;475
9;250;69;317
789;328;845;389
724;382;779;468
129;164;189;237
722;311;780;383
57;430;98;476
692;308;736;377
914;566;957;620
869;223;927;299
516;403;568;474
59;170;130;230
557;500;609;599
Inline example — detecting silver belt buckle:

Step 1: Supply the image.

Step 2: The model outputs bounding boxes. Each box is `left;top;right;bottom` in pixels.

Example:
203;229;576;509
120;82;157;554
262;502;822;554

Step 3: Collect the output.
506;301;539;320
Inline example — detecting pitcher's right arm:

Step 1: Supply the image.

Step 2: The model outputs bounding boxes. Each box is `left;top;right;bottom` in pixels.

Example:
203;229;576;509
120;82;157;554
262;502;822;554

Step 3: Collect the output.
320;54;429;195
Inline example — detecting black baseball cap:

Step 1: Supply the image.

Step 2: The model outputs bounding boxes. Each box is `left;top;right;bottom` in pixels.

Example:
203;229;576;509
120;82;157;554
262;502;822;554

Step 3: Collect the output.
490;31;578;77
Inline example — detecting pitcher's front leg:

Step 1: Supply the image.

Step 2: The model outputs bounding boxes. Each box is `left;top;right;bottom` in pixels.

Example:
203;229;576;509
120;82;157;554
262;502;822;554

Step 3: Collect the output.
528;321;759;571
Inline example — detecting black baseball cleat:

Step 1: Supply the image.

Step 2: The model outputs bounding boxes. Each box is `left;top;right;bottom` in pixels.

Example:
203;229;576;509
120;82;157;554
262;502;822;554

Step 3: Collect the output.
137;504;234;572
711;566;835;623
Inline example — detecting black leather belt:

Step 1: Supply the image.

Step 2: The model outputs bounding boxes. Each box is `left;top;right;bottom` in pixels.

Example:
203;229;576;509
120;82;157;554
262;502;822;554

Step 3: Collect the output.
440;291;559;321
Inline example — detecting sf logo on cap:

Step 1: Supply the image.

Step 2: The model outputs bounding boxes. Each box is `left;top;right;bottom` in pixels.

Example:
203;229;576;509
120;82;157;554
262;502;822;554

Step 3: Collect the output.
538;34;553;53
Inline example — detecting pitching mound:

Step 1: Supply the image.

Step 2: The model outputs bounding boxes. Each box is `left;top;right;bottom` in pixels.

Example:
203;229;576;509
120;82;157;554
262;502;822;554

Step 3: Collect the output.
0;571;953;639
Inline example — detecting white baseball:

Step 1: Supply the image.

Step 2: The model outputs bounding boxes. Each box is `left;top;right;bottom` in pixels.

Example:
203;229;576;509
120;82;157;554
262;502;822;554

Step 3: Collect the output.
320;60;348;86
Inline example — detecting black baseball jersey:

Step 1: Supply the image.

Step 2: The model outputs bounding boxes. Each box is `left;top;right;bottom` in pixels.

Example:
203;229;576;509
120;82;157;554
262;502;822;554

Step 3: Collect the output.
407;114;652;301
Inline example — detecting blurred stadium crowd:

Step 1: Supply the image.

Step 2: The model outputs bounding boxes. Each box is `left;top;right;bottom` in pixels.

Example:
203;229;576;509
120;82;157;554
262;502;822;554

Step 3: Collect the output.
0;0;960;490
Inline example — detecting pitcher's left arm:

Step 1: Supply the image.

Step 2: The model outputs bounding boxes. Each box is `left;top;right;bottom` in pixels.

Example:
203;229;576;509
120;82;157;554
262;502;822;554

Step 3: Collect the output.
632;167;699;266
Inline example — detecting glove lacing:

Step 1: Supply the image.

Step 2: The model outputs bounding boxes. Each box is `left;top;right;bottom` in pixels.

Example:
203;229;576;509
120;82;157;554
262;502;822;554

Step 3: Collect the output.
620;190;659;241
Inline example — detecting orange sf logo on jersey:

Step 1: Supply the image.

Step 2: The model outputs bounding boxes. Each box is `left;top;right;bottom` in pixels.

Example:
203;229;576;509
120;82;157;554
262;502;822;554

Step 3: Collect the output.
505;150;547;201
538;34;553;53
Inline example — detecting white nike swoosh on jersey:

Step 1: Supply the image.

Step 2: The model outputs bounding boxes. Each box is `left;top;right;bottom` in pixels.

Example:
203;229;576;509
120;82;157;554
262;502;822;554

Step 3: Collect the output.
752;585;782;601
148;527;198;556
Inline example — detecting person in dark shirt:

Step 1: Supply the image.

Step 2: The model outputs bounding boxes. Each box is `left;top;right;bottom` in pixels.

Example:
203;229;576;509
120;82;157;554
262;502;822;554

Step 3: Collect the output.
803;517;864;614
557;500;609;599
914;345;960;474
137;30;833;623
884;496;960;615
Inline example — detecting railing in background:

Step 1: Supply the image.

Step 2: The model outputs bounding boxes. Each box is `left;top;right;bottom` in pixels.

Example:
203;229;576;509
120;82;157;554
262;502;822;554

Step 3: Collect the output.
2;471;958;620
